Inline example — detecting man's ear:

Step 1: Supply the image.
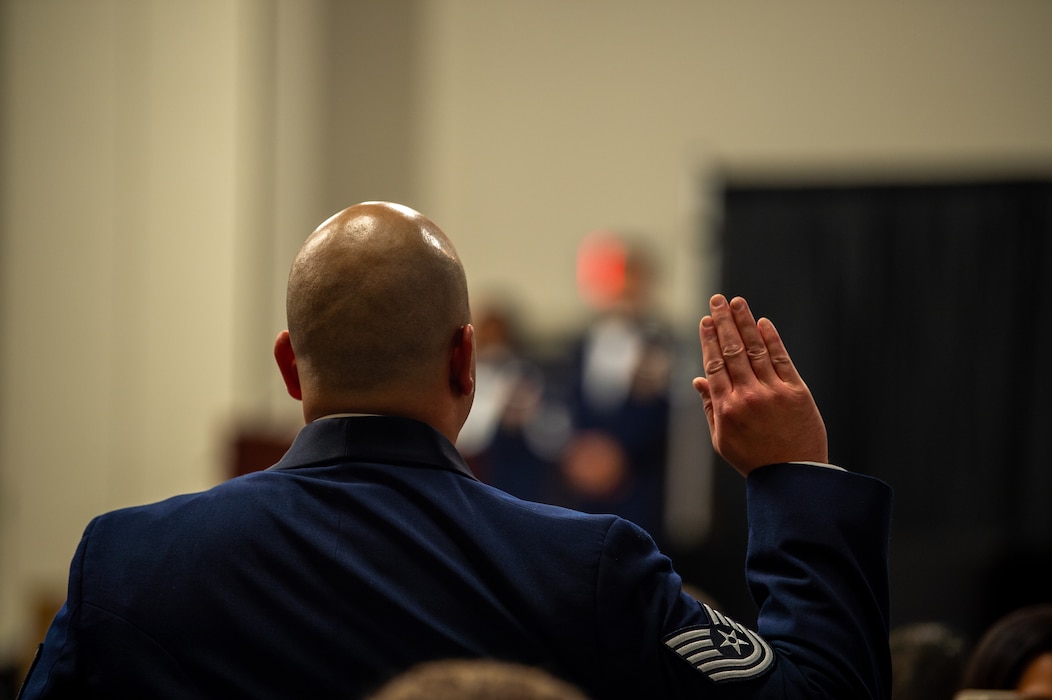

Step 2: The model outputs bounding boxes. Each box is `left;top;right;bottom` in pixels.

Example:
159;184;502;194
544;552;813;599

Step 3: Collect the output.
274;330;303;401
450;323;475;398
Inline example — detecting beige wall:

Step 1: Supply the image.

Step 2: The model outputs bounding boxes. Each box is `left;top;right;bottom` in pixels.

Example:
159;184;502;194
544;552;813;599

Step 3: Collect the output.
2;0;1051;662
416;0;1052;338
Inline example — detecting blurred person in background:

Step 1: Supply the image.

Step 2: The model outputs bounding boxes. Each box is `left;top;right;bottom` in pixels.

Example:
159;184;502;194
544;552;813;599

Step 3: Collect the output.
455;297;555;502
554;230;674;544
956;603;1052;700
890;621;969;700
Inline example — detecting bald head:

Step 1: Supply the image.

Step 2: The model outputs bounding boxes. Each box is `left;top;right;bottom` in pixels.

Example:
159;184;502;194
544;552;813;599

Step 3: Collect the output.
282;202;472;422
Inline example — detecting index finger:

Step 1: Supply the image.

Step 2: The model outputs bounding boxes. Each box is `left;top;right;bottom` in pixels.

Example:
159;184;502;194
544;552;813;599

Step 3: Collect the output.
757;316;805;386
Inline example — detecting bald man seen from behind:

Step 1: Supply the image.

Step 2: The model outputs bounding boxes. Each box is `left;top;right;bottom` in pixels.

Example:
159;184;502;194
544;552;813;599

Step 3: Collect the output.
19;202;893;700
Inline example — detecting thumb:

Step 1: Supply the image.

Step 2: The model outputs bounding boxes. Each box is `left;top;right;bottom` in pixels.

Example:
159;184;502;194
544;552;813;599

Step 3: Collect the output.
693;377;716;433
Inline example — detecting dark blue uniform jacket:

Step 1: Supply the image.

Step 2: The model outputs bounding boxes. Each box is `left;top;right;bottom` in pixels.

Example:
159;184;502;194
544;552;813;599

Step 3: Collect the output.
20;415;892;699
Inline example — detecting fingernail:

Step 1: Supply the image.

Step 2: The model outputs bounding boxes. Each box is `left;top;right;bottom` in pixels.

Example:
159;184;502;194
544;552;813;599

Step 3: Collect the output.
710;295;725;307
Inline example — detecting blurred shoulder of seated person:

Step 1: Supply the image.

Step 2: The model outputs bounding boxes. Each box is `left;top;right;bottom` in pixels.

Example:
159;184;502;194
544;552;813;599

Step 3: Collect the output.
890;621;969;700
367;659;590;700
957;603;1052;700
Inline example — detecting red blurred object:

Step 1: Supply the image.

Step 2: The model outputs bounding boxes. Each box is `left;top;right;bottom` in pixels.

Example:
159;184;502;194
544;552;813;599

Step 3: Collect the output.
576;230;627;310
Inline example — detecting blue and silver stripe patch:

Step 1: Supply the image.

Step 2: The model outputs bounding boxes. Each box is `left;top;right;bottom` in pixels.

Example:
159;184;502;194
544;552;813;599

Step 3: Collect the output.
664;603;775;683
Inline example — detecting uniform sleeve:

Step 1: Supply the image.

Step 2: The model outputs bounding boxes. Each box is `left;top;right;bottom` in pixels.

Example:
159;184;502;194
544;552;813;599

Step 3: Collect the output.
743;463;893;699
17;519;96;699
594;463;892;699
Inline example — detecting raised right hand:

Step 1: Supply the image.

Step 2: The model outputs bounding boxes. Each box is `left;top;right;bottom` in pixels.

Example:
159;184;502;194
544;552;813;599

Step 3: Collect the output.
691;294;828;476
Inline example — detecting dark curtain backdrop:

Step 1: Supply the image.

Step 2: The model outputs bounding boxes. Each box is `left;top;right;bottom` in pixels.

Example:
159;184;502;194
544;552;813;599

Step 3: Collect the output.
680;178;1052;640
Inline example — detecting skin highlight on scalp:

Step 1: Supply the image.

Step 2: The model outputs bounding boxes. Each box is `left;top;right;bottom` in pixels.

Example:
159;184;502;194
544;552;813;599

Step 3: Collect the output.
285;202;471;400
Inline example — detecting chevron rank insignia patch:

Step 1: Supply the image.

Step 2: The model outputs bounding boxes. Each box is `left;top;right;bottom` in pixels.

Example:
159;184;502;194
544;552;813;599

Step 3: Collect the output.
664;603;775;683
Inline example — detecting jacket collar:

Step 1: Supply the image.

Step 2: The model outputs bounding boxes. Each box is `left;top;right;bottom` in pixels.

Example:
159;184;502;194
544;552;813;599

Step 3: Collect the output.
268;415;477;481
